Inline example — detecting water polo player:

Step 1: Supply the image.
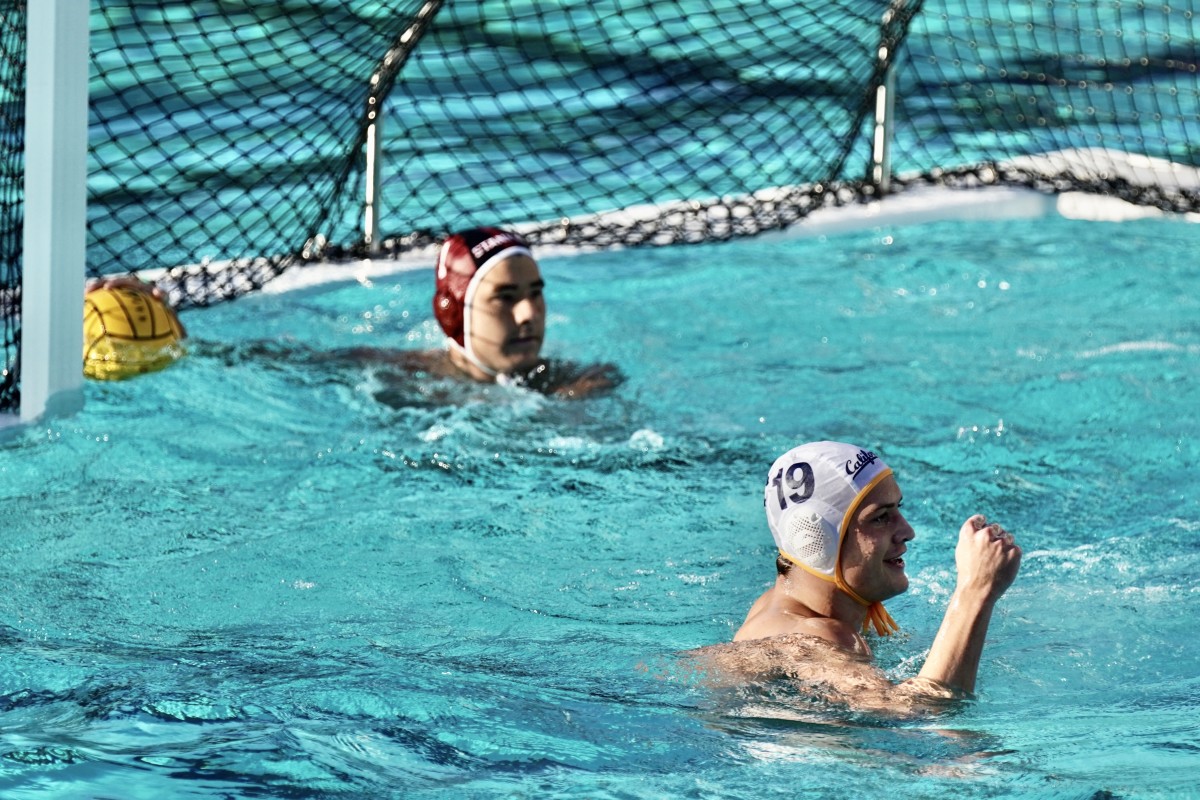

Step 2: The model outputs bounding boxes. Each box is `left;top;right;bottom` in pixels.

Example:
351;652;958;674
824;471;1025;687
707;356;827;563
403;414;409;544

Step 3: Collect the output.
431;226;622;397
296;226;620;401
696;440;1021;713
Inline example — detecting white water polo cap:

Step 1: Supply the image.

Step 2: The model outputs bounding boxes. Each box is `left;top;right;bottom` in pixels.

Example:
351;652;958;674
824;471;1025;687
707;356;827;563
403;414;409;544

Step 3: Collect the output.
764;441;900;635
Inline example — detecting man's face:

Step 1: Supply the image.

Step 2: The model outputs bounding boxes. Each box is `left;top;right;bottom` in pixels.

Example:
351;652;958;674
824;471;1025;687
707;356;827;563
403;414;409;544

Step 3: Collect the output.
839;475;915;602
468;254;546;375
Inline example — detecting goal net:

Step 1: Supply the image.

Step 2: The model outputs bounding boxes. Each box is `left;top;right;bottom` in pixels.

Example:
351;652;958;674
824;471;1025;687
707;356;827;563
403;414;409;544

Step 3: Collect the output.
2;0;1198;415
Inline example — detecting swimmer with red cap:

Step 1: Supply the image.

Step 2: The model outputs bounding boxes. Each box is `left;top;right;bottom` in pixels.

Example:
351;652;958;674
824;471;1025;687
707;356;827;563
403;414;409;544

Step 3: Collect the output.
222;226;618;403
429;226;619;396
694;441;1022;714
433;227;545;381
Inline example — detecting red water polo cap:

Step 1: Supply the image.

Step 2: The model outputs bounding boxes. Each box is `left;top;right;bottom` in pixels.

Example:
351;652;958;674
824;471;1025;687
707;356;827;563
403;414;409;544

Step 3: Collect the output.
433;227;532;348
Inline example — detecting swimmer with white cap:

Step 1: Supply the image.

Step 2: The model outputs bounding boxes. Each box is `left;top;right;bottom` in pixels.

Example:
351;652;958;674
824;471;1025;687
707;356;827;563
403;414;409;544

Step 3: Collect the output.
699;441;1021;712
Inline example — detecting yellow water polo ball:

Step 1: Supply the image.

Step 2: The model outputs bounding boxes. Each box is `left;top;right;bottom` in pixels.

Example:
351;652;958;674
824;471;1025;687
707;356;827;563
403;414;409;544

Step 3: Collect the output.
83;286;187;381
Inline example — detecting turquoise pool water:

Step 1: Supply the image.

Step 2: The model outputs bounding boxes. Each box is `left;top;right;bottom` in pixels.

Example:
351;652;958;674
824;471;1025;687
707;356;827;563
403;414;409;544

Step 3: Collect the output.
2;209;1199;798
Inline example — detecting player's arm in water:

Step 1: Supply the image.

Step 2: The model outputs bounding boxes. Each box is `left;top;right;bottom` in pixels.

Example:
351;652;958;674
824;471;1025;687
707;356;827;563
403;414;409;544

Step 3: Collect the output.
220;227;622;400
217;340;623;400
187;229;623;400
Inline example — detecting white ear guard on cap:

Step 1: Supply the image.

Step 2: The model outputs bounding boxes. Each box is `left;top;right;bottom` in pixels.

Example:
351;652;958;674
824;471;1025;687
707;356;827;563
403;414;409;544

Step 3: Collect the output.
459;244;533;381
773;497;843;577
763;441;900;635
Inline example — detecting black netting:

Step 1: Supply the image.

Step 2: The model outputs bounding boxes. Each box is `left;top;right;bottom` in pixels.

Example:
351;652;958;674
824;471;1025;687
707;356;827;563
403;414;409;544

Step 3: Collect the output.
85;0;912;307
892;1;1200;208
2;1;1199;415
362;1;914;253
87;0;436;307
0;0;24;413
61;1;1200;284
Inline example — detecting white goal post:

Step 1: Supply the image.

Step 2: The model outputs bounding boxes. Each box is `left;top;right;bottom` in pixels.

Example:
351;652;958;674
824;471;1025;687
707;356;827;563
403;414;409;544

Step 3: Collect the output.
14;0;89;426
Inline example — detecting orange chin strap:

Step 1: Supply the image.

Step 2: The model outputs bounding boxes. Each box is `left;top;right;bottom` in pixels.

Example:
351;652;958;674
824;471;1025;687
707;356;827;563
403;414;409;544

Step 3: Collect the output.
834;574;900;636
864;600;900;636
782;550;901;637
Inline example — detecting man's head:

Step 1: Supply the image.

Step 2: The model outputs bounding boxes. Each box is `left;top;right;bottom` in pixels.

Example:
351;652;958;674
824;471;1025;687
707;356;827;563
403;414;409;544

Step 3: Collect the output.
433;227;546;380
764;441;912;634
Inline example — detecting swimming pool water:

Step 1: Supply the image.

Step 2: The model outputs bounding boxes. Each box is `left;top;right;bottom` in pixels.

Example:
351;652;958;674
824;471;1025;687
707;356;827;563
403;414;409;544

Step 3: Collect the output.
2;208;1199;798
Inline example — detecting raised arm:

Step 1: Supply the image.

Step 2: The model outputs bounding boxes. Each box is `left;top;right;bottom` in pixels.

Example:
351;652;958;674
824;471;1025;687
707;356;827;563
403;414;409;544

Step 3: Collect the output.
911;515;1021;694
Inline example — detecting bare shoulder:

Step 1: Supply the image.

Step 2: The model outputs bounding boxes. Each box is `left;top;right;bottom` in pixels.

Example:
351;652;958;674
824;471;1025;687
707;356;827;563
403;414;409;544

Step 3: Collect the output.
788;616;870;656
735;608;868;657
